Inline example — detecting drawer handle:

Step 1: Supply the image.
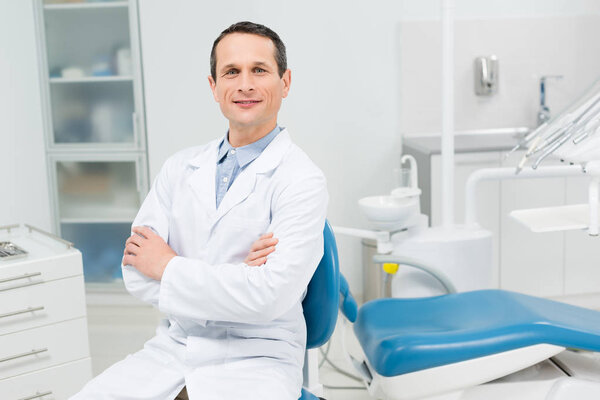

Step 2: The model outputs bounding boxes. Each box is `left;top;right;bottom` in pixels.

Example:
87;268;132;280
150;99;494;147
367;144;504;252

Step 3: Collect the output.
18;391;53;400
0;280;45;293
0;272;42;284
0;348;48;363
0;306;45;319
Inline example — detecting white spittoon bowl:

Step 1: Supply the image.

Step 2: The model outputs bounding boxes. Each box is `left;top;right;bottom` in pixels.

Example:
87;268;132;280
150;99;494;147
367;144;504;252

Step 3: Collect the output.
391;186;421;199
358;195;420;228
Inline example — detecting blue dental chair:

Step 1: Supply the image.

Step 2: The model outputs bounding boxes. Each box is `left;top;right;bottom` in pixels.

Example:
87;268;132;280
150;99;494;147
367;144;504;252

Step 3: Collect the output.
302;221;600;399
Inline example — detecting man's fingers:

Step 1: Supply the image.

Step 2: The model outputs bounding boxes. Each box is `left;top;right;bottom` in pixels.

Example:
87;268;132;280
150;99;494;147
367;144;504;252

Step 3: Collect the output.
247;256;268;267
125;243;139;255
252;246;275;260
250;237;278;252
126;235;143;247
132;225;154;239
122;254;134;266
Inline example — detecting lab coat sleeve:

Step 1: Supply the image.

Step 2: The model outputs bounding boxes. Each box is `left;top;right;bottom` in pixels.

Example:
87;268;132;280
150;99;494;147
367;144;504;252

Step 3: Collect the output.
121;158;173;307
158;172;328;324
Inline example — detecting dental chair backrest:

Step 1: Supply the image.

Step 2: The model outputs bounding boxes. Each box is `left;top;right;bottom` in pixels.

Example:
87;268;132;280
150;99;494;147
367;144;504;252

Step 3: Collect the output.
302;220;340;349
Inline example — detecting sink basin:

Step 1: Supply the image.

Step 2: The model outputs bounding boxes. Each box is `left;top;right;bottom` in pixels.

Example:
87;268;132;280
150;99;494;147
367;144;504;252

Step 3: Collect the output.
358;195;420;229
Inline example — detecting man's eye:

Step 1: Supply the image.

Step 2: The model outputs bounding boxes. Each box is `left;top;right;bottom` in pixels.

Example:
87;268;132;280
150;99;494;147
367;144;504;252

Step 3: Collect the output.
225;70;238;76
255;68;266;73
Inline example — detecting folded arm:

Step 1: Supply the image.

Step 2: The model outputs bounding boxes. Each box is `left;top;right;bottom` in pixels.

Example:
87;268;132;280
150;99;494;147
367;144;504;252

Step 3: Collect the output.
121;158;173;307
157;173;328;324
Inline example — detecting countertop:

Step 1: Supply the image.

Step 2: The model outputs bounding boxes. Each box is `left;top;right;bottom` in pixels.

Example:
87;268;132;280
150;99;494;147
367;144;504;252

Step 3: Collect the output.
403;127;530;155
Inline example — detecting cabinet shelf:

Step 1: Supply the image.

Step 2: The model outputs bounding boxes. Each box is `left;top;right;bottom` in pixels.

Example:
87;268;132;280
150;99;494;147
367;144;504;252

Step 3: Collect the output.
44;2;128;11
50;75;133;83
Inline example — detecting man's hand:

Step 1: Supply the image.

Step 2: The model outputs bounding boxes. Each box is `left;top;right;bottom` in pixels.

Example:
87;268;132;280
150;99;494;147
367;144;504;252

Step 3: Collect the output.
122;226;177;281
244;232;278;266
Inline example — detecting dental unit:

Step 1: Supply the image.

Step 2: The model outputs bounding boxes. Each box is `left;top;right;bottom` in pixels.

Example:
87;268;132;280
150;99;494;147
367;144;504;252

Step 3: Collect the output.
298;1;600;399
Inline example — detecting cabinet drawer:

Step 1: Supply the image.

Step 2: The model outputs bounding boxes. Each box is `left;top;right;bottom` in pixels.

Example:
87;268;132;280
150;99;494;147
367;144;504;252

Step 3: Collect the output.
0;276;86;336
0;318;90;380
0;252;83;291
0;357;92;400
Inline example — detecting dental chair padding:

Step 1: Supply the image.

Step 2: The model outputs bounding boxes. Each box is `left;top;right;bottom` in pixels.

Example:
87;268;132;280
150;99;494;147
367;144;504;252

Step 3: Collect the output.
354;289;600;377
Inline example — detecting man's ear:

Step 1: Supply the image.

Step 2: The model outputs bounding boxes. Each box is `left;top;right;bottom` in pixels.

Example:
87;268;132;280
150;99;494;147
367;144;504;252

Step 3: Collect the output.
281;69;291;98
208;75;219;102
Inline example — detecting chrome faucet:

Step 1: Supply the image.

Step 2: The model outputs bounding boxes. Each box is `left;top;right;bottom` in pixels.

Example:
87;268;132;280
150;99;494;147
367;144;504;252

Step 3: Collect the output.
537;75;563;126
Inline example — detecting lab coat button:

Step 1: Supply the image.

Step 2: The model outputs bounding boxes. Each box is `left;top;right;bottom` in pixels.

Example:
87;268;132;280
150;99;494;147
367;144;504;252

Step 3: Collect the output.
223;177;229;183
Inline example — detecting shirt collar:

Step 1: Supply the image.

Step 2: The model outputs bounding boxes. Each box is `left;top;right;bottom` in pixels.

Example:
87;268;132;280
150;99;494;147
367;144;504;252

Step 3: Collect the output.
217;125;281;168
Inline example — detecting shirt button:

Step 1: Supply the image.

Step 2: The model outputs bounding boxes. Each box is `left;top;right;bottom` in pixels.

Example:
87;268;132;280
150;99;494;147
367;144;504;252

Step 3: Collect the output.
223;177;229;183
231;149;236;155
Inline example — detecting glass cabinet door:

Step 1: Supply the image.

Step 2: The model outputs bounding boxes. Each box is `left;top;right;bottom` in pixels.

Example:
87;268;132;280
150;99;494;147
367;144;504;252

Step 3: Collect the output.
42;2;138;146
36;0;149;289
56;160;141;222
51;157;146;284
61;222;131;283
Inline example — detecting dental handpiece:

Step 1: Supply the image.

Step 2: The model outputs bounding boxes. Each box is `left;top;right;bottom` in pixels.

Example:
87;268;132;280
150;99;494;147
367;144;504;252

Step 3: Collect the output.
528;100;600;157
532;130;574;169
504;122;549;160
572;110;600;144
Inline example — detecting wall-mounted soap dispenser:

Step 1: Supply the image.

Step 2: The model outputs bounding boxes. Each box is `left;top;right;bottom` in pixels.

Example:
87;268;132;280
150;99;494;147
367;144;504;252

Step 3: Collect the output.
474;55;499;96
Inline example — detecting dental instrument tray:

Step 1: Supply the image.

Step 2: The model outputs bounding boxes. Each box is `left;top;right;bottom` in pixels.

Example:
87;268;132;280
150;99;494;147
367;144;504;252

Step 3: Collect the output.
0;241;28;260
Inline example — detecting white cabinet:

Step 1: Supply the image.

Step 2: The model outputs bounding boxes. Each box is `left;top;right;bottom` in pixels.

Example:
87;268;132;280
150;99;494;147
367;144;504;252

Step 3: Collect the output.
404;133;600;298
0;224;92;398
33;0;149;289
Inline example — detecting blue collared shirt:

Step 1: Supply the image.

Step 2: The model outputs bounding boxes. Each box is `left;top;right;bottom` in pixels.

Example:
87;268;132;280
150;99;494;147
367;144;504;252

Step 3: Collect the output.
215;125;281;208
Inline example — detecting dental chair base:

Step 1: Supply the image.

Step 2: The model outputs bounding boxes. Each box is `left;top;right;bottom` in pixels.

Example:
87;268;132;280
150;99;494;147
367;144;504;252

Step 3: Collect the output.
363;344;564;400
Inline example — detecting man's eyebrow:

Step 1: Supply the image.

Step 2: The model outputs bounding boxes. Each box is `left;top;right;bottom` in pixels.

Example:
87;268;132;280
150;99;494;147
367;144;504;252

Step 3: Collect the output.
220;61;271;71
221;63;239;71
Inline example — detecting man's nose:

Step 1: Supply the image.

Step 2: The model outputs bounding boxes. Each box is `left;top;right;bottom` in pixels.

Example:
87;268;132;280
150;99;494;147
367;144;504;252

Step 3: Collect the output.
238;71;255;92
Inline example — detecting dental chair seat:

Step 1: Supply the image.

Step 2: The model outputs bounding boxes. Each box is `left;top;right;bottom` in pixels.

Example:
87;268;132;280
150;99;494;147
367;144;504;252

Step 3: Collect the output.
354;289;600;377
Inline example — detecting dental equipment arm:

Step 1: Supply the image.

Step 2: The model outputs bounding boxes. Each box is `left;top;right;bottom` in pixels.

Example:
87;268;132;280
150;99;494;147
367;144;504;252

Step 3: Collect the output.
372;254;457;294
465;166;584;226
518;90;600;171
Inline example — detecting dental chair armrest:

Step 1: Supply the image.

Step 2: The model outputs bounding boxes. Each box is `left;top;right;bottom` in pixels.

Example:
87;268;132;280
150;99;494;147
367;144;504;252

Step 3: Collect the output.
372;254;457;294
339;274;358;322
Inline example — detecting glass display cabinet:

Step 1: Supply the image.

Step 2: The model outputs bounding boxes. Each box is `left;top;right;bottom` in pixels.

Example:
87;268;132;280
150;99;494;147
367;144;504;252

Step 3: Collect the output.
34;0;149;292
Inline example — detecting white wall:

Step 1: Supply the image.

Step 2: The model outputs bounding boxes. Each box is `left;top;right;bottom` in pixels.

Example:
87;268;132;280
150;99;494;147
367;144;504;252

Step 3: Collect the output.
138;0;600;298
0;0;51;231
399;15;600;134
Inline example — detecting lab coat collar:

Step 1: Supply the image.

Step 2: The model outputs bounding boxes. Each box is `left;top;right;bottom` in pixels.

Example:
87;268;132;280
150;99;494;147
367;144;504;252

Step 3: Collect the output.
186;129;292;226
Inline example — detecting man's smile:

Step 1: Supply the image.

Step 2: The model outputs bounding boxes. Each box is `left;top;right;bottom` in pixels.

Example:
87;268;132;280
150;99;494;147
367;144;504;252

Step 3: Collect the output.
233;99;262;108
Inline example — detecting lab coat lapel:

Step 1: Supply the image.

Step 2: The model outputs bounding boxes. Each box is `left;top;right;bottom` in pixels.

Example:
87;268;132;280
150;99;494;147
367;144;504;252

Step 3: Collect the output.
214;129;292;223
187;140;219;214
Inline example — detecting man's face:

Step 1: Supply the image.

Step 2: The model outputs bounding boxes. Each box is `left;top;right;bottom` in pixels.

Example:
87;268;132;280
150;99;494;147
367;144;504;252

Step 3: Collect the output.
208;33;291;132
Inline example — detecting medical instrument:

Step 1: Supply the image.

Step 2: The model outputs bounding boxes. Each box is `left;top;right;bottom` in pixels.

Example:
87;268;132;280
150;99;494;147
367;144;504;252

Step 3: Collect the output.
515;77;600;172
0;241;28;261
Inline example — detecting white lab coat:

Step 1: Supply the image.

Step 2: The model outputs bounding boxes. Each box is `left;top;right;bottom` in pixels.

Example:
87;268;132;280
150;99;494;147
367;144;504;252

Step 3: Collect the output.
72;129;328;400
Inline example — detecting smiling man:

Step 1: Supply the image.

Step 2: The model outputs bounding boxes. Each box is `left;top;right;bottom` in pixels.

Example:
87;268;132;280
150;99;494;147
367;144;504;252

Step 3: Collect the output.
71;21;328;400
